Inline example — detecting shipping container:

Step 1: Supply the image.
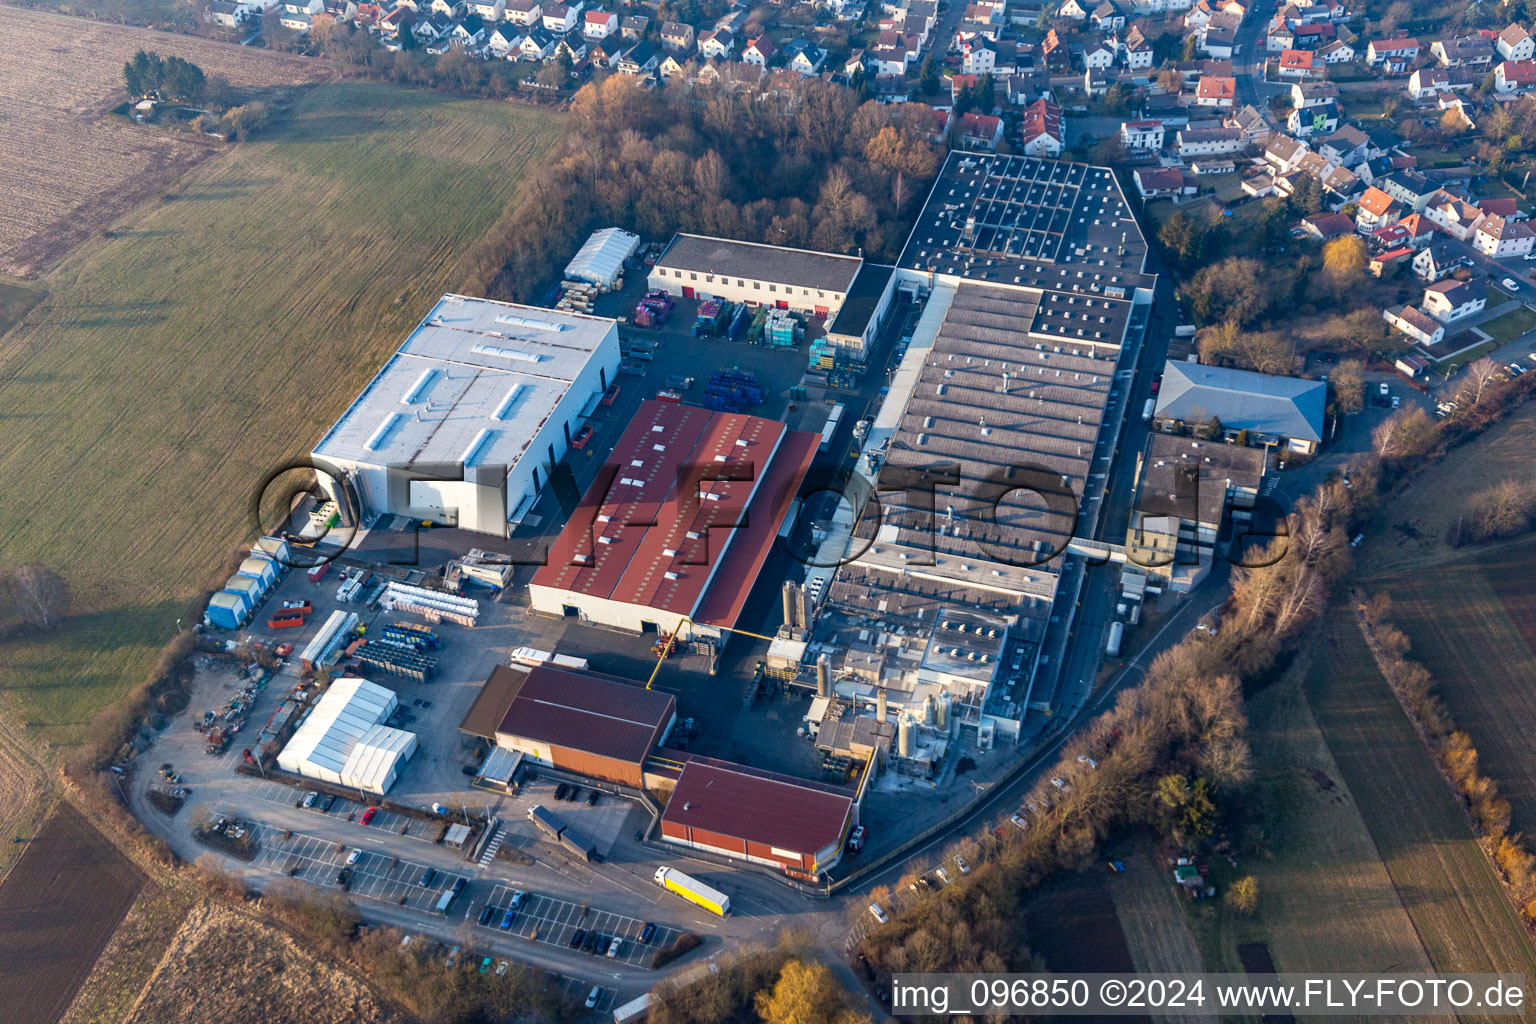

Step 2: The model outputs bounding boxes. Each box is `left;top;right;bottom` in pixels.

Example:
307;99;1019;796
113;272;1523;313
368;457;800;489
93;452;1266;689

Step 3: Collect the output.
267;614;306;629
559;826;595;862
654;866;730;917
527;804;567;842
238;556;279;589
206;590;250;630
307;562;331;583
613;993;651;1024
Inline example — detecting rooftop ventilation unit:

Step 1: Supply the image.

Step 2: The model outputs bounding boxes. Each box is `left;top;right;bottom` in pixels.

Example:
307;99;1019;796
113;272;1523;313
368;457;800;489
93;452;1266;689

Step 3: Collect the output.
402;369;439;405
460;429;497;468
365;412;404;452
492;383;525;420
494;313;569;332
471;344;542;363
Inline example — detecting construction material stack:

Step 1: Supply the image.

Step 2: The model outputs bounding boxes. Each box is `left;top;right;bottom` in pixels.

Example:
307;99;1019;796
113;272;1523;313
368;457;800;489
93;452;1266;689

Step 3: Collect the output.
808;337;835;374
727;304;751;340
383;580;479;627
554;280;599;314
747;307;768;344
702;368;765;412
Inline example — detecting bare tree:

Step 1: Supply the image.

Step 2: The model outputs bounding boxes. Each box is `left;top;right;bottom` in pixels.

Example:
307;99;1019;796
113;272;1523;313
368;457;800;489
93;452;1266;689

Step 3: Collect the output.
1459;357;1504;408
2;564;70;630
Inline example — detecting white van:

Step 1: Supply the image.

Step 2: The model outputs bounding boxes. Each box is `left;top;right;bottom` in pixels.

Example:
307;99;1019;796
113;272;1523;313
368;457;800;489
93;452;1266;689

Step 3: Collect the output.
869;903;889;924
586;986;602;1009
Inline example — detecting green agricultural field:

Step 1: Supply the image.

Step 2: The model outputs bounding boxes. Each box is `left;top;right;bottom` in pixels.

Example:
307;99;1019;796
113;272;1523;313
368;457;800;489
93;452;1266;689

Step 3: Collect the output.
0;83;561;743
1305;614;1536;998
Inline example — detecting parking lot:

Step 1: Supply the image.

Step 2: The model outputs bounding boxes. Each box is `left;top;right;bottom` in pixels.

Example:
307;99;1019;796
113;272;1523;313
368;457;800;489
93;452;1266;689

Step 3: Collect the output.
243;819;469;911
474;883;678;968
244;779;454;844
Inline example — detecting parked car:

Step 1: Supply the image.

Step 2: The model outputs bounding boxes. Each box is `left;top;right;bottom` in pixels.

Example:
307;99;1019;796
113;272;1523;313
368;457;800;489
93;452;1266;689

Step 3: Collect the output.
1077;755;1098;769
1378;382;1390;396
1503;277;1521;291
569;928;587;949
586;789;599;805
360;807;378;825
954;854;969;874
510;889;527;909
567;787;582;802
869;904;889;924
346;848;362;866
480;957;494;974
586;986;601;1010
607;936;623;959
302;791;318;809
1010;814;1029;831
500;908;516;930
336;867;353;886
419;867;436;887
554;783;568;801
478;904;495;925
461;764;478;776
936;867;952;885
495;960;508;976
847;824;867;853
639;922;656;944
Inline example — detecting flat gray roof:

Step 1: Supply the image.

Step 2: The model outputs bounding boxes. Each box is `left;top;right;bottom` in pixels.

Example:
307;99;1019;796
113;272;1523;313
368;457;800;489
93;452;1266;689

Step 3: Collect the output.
654;233;863;294
313;294;616;472
1135;434;1266;524
1153;361;1326;443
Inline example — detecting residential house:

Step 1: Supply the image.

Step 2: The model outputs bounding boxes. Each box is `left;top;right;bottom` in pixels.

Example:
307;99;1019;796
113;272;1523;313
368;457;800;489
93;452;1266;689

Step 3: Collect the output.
1201;20;1240;59
1267;22;1295;52
1265;134;1310;174
1291;80;1338;107
698;28;733;59
743;35;777;66
618;39;658;75
657;53;686;78
1378;169;1436;211
1301;210;1355;239
1354;186;1401;231
1383;304;1445;347
1365;38;1419;73
519;26;554;57
1431;35;1493;67
1473;214;1536;257
959;112;1005;149
486;23;523;55
1195;74;1237;107
1120;24;1154;70
789;40;826;75
1412;241;1463;282
1288;100;1339;136
1317;124;1371;167
1020;98;1064;155
1495;59;1536;93
1497;24;1534;61
658;20;693;51
1242;172;1276;197
1083;41;1116;69
844;49;868;78
1059;0;1089;17
963;36;997;74
1227;104;1273;145
553;29;585;61
1409;66;1479;100
279;9;313;30
427;0;461;14
1423;278;1488;322
619;14;645;39
539;0;579;32
1316;39;1354;63
1176;125;1245;156
1084;67;1112;95
582;8;615;38
206;1;254;28
504;0;540;24
1278;49;1321;78
1424;190;1486;240
465;0;502;19
1121;119;1166;152
1134;166;1196;198
1090;0;1125;31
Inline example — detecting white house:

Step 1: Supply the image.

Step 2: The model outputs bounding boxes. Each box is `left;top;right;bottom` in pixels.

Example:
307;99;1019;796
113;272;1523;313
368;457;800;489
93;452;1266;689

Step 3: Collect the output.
519;26;555;57
963;37;997;74
1083;42;1116;69
1495;59;1536;93
1383;304;1445;347
743;36;776;66
1473;213;1536;258
206;1;255;27
504;0;540;24
1176;126;1245;156
582;8;615;38
1497;24;1534;62
1121;119;1166;152
1316;39;1354;63
1365;38;1419;72
789;41;825;75
541;0;581;33
465;0;502;19
1422;278;1487;323
698;27;733;59
1020;98;1064;155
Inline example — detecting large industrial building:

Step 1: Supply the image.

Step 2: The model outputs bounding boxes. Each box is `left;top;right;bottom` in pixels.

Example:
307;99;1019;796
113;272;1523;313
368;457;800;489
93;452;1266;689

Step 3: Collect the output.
809;152;1156;741
1126;434;1266;589
528;400;818;643
658;756;855;879
647;233;865;317
458;663;675;788
311;294;621;536
276;677;418;794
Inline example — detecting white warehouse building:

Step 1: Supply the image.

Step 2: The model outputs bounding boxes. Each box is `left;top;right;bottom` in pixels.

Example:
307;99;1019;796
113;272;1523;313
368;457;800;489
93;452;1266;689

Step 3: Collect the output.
312;294;621;536
276;677;418;794
646;233;865;317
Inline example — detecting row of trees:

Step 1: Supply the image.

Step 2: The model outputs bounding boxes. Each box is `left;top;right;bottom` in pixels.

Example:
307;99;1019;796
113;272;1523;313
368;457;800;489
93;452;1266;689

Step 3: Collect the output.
1356;595;1536;924
460;74;942;301
123;49;207;103
648;932;869;1024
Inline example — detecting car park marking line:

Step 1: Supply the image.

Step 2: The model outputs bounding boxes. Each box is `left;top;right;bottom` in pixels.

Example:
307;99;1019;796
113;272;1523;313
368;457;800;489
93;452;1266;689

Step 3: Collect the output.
474;884;677;967
239;818;467;912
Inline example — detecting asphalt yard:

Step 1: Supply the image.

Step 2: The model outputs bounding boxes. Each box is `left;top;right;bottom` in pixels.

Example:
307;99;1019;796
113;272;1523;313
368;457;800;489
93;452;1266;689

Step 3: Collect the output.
475;882;678;968
243;819;469;911
245;779;443;844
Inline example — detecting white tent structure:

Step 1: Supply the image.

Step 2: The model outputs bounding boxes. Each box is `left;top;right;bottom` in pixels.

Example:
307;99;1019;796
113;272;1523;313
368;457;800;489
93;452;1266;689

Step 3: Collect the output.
564;227;641;289
277;678;416;794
